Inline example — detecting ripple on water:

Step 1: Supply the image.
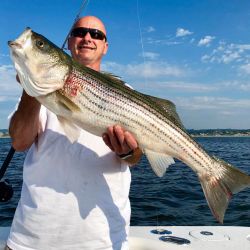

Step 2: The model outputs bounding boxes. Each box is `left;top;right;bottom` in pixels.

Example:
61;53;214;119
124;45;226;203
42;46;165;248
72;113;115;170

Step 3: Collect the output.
0;137;250;226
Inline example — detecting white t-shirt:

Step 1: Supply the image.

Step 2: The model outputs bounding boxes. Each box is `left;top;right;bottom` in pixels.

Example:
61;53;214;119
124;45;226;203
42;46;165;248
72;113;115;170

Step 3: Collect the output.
7;106;131;250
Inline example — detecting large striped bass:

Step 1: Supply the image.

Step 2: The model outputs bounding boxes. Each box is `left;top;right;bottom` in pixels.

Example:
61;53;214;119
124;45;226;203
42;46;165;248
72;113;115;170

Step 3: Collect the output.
8;28;250;223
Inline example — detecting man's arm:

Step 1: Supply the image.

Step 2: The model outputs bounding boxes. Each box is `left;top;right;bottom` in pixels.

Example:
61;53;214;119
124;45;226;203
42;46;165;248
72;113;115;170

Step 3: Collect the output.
9;91;41;151
102;125;143;165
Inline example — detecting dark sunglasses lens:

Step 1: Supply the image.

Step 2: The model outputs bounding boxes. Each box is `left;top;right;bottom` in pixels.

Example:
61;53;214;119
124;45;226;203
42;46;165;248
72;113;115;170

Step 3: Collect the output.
71;28;106;41
71;28;88;38
89;30;106;40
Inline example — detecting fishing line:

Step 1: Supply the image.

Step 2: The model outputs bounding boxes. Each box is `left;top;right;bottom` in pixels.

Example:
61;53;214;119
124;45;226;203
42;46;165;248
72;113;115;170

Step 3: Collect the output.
62;0;89;50
136;0;148;88
0;0;89;202
136;2;163;230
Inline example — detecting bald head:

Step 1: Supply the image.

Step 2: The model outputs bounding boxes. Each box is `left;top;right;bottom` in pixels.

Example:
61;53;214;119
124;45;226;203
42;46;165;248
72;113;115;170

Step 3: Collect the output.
68;16;108;71
73;16;107;37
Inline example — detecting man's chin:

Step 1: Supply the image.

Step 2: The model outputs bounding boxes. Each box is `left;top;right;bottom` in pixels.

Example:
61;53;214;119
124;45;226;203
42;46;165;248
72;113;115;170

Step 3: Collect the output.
76;52;92;61
77;56;93;65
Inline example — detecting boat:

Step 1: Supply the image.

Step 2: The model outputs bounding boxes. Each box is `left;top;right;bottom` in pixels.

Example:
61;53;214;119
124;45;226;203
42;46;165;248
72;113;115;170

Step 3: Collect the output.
129;226;250;249
1;226;250;249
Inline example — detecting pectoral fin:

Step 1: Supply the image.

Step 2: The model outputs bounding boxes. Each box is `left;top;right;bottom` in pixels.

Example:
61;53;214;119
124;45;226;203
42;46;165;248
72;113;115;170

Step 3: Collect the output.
57;115;81;143
57;91;81;112
144;149;175;177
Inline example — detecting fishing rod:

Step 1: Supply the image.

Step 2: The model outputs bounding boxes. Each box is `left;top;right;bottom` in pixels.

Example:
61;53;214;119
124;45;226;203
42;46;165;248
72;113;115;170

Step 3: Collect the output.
62;0;89;50
0;147;15;201
0;0;89;202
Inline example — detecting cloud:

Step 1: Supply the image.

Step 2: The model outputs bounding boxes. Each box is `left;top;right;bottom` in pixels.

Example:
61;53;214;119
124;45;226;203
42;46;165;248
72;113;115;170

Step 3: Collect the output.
0;64;21;98
145;26;155;33
174;96;250;129
221;51;240;64
0;64;15;74
190;38;195;44
146;37;182;46
198;36;215;47
0;64;21;128
0;65;22;118
140;52;159;60
126;62;184;78
136;78;250;95
102;61;185;78
233;44;250;51
220;80;250;91
0;96;19;102
239;63;250;75
201;42;250;65
150;81;218;93
176;28;193;37
0;53;9;58
176;96;250;110
201;54;210;62
102;60;250;94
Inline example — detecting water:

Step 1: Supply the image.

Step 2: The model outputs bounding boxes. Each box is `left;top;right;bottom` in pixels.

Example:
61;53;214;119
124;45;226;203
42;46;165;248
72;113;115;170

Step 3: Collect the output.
0;137;250;227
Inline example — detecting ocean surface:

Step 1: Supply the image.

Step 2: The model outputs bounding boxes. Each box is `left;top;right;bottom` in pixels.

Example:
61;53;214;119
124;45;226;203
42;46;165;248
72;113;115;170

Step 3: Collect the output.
0;136;250;227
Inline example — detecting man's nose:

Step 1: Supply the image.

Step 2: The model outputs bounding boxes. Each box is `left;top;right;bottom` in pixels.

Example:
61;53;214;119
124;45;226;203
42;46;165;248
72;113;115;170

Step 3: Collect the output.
83;32;92;40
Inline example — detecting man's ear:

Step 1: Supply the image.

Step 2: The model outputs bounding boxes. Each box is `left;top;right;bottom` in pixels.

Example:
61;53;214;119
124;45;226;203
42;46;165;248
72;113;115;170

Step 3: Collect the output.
103;42;109;55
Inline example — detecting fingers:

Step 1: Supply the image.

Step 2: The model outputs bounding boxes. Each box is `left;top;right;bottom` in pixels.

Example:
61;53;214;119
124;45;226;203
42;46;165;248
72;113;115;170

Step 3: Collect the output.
102;133;114;151
108;125;130;155
124;131;138;149
102;125;138;155
113;125;131;152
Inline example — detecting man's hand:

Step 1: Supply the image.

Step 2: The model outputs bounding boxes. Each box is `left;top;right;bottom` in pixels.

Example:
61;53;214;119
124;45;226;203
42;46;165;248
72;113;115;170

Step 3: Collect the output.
102;125;142;165
102;125;137;155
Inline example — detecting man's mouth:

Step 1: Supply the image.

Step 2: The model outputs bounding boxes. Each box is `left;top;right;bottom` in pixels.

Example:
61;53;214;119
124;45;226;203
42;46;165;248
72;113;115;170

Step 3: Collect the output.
78;45;95;50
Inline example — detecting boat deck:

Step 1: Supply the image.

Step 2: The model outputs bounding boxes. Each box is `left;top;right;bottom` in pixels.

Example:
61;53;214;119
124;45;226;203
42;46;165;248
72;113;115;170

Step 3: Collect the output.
129;226;250;250
1;226;250;249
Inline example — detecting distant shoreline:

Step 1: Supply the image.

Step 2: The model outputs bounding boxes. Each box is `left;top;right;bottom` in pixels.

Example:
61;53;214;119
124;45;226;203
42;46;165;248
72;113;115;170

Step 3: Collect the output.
1;130;250;139
188;129;250;138
0;136;10;139
192;134;250;138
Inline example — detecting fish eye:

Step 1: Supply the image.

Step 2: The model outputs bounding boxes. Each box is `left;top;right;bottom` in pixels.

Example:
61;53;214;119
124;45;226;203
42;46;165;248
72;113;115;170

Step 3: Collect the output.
36;40;44;48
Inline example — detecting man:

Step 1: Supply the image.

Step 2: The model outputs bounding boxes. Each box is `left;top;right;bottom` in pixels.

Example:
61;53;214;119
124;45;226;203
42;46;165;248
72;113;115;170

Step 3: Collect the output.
7;16;142;250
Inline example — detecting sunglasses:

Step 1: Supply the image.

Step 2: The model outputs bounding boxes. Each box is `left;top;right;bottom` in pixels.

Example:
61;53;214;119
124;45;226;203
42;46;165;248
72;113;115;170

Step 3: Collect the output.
70;27;107;41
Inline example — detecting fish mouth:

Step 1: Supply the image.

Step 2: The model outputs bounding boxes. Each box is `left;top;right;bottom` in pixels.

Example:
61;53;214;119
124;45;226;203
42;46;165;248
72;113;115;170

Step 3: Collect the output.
8;41;22;49
8;27;32;51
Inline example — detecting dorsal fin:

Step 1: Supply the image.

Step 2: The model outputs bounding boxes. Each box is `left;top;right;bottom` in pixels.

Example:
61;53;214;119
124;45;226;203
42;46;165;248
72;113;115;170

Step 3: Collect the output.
100;71;185;129
101;71;127;86
144;94;185;130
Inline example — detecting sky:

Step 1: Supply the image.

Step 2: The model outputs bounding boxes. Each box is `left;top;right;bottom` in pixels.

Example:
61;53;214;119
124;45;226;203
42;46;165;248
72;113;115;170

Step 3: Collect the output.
0;0;250;129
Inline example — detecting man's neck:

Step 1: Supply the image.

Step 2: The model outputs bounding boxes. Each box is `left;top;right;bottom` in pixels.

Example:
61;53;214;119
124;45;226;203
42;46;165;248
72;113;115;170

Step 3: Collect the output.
85;63;100;72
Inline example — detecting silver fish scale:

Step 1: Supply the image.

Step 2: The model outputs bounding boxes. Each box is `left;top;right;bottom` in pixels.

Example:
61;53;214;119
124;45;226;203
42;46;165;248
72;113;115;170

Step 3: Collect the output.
63;68;213;173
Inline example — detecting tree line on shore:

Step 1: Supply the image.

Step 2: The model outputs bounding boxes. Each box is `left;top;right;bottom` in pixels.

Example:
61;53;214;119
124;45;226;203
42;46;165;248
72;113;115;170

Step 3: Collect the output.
1;128;250;138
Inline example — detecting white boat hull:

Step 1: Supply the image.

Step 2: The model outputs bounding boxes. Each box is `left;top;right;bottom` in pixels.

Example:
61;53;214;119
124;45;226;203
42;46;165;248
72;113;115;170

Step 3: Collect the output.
129;226;250;250
1;226;250;249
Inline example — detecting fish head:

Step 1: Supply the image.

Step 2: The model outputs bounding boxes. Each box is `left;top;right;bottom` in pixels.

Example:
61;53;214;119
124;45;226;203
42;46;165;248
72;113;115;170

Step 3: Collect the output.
8;28;71;97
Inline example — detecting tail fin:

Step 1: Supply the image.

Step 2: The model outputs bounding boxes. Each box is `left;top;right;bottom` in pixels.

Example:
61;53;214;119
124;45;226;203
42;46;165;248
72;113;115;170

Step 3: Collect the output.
198;156;250;223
